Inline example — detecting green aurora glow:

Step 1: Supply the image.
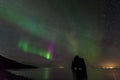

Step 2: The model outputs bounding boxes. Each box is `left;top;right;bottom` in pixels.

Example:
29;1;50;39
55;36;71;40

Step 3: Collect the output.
0;0;102;64
18;40;51;60
65;31;101;63
0;3;58;42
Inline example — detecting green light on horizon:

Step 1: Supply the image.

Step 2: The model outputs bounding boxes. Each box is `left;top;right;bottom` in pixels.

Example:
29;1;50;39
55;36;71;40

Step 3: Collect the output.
46;53;51;60
18;40;52;60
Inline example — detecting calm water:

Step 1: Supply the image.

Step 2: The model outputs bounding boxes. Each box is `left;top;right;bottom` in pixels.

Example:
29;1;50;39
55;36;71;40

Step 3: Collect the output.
8;68;120;80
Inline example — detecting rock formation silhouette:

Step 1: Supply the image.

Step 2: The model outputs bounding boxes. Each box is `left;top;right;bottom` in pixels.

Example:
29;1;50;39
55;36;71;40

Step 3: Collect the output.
71;55;87;80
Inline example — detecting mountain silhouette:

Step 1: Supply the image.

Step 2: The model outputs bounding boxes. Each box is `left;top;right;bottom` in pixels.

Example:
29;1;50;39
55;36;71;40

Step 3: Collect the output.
0;55;37;70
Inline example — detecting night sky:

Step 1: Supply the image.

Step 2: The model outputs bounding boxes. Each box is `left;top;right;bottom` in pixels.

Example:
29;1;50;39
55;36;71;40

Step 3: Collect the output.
0;0;120;67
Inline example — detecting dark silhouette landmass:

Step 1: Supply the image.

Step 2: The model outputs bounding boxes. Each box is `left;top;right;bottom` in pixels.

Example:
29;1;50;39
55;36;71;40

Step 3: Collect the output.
71;55;87;80
0;55;37;69
0;55;38;80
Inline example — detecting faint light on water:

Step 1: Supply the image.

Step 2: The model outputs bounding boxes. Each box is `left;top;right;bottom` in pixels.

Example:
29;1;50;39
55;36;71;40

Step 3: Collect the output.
44;68;50;79
102;63;117;69
103;66;114;69
58;66;64;69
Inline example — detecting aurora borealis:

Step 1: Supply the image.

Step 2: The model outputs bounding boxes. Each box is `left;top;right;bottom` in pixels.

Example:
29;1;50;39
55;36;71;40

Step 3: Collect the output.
0;0;120;67
18;39;52;60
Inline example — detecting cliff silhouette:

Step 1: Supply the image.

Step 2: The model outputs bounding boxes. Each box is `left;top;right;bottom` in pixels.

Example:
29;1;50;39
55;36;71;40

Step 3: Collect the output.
0;55;37;70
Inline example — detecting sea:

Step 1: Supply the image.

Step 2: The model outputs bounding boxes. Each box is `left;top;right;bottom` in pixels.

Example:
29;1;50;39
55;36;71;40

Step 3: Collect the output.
8;67;120;80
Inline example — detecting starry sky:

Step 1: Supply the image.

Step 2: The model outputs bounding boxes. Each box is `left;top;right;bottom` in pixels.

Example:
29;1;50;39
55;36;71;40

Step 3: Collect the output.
0;0;120;67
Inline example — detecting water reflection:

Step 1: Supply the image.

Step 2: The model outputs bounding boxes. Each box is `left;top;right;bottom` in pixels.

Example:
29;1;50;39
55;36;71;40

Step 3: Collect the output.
9;68;51;80
8;68;120;80
87;68;104;80
72;71;87;80
44;68;50;80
